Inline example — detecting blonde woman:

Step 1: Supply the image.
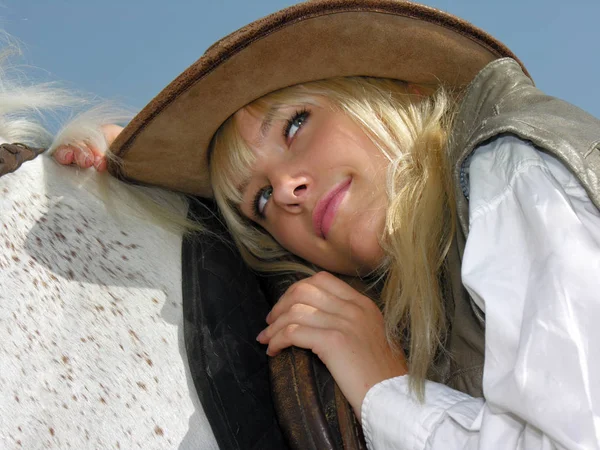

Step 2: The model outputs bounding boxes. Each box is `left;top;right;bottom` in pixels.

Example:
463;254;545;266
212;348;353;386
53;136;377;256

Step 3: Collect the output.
56;1;600;449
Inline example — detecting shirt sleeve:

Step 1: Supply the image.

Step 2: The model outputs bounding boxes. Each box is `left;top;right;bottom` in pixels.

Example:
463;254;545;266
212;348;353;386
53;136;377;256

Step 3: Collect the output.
360;135;600;450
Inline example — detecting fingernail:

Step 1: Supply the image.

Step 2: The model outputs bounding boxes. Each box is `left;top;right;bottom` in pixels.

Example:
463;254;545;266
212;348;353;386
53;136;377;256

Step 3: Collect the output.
93;156;103;170
256;330;265;342
84;155;92;167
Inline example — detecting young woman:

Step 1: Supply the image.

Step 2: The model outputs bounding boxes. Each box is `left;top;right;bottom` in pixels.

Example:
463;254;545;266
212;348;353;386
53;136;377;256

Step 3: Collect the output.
55;1;600;448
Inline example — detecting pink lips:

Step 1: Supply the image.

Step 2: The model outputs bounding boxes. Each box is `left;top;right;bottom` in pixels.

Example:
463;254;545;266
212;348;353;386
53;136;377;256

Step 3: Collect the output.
313;178;352;239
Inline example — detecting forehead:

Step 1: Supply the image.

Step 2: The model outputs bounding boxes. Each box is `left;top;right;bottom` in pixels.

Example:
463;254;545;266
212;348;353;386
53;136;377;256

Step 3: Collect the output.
233;108;264;146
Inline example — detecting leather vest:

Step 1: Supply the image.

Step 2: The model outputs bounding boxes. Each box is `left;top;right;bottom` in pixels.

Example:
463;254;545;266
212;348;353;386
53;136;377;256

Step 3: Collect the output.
435;58;600;397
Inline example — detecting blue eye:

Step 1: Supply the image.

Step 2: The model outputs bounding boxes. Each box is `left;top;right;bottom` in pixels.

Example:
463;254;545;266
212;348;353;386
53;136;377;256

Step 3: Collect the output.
253;186;273;219
283;109;309;142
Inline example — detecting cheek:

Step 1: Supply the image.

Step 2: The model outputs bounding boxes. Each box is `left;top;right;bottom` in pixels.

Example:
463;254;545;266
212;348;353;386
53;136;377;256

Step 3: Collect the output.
348;224;385;274
266;219;308;253
267;220;336;269
345;196;387;273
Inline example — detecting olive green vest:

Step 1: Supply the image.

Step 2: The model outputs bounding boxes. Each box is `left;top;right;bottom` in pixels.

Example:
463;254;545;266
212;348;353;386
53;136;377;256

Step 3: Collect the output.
435;58;600;397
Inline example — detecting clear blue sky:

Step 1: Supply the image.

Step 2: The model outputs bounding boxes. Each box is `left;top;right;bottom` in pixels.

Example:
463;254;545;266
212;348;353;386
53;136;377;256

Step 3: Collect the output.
1;0;598;117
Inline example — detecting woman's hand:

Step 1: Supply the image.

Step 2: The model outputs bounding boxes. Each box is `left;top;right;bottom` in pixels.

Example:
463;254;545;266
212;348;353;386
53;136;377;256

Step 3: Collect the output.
53;124;123;172
256;271;408;420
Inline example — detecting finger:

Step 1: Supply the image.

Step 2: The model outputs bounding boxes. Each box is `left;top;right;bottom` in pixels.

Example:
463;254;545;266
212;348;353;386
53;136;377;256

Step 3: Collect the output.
305;272;379;317
267;271;371;325
258;303;340;343
73;145;94;168
268;280;346;324
266;323;340;358
79;140;108;171
84;141;106;160
85;124;122;171
53;146;75;165
305;271;364;301
93;155;108;172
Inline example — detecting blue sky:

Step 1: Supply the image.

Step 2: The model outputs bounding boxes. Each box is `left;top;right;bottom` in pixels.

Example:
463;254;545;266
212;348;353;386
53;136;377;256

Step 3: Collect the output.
1;0;598;117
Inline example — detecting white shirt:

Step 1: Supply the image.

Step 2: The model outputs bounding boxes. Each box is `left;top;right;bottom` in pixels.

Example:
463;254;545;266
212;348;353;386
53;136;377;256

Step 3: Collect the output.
361;135;600;450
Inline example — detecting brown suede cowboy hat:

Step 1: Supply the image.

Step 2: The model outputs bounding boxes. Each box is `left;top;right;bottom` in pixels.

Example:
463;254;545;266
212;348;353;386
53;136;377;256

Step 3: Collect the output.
108;0;527;197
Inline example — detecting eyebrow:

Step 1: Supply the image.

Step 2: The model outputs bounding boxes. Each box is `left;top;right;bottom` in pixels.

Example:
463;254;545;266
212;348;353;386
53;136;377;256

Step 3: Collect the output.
258;104;279;145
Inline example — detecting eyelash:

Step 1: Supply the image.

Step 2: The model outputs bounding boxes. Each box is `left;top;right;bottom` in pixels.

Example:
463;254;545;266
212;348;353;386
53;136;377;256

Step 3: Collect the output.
252;186;270;220
252;108;310;220
282;108;310;143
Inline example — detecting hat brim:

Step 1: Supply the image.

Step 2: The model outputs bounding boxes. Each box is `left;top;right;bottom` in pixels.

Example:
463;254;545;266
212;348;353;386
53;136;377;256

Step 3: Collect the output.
108;0;528;197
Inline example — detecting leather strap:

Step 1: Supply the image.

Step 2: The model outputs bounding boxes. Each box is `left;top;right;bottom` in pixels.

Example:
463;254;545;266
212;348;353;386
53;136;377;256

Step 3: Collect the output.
335;384;367;450
270;347;338;449
269;347;367;450
0;143;45;178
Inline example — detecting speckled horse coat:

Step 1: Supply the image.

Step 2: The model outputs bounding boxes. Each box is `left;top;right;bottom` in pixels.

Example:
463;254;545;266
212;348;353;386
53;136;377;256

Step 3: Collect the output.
0;146;218;448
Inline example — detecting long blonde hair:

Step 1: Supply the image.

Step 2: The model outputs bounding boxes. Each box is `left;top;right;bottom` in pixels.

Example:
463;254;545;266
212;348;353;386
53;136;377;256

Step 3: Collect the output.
210;77;457;395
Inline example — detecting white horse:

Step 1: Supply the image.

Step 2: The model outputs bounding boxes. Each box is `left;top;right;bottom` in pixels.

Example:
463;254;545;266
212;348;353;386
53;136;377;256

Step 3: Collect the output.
0;52;218;449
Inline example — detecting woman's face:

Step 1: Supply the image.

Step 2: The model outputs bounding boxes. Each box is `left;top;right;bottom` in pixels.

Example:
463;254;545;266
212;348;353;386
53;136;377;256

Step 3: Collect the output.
235;101;389;276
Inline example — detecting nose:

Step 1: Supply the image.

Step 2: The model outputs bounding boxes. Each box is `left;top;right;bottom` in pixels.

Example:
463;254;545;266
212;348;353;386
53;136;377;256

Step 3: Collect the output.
271;173;309;211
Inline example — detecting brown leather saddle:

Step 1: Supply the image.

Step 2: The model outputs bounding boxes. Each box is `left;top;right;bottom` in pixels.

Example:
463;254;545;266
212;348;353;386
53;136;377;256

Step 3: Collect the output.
2;143;366;449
